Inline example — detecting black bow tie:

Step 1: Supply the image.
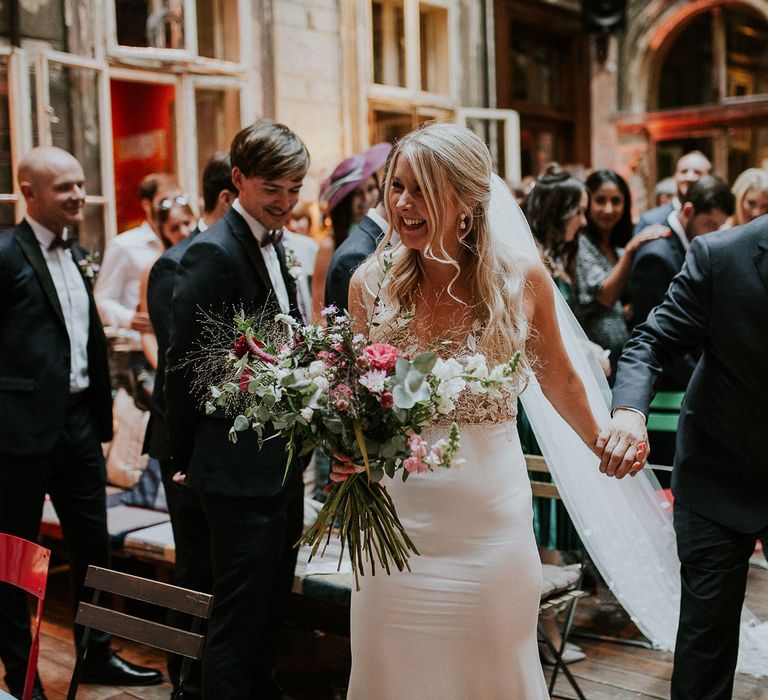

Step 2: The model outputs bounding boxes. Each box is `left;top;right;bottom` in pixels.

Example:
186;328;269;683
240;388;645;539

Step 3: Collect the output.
261;228;284;248
49;234;75;250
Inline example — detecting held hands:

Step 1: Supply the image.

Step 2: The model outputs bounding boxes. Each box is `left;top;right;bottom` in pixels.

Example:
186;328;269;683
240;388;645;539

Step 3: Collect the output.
131;310;154;333
595;408;649;479
329;453;366;483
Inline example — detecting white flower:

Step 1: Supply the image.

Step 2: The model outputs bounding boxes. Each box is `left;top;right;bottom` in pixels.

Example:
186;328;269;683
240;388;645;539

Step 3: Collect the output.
308;360;327;378
353;333;366;344
300;407;314;421
436;395;456;415
464;354;489;377
329;333;344;345
313;376;329;393
359;369;388;394
432;358;466;401
288;265;303;279
275;313;297;327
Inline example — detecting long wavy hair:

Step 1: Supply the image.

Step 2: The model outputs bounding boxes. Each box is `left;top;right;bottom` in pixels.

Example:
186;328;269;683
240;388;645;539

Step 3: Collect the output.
525;164;585;281
364;122;528;366
731;167;768;225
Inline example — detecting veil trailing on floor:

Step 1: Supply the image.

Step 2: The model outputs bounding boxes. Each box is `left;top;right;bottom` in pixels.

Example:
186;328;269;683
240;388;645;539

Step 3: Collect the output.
487;175;768;677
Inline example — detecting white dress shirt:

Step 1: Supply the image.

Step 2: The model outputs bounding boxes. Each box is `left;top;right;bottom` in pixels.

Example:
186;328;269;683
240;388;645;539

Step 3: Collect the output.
94;221;163;348
666;210;690;251
232;200;291;314
365;207;388;234
28;217;91;393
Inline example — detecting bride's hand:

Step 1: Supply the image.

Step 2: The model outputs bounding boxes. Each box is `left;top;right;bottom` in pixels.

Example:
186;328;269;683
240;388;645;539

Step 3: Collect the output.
595;409;649;479
329;453;365;482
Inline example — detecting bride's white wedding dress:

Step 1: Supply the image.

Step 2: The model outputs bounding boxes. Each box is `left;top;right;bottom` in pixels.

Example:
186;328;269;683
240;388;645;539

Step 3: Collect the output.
347;317;549;699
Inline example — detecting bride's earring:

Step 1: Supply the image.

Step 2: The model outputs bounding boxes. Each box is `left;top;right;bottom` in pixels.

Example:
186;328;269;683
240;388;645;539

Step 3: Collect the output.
459;214;467;230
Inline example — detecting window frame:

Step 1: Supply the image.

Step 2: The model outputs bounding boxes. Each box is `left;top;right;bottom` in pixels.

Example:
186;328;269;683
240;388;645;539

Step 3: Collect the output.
0;47;24;221
456;107;521;183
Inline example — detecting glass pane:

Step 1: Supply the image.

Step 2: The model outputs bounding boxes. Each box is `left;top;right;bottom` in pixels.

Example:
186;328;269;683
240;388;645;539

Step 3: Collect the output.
115;0;185;50
725;8;768;99
0;202;16;232
111;79;177;233
509;37;558;107
70;204;106;255
658;13;714;109
372;0;405;87
30;64;39;148
465;118;507;179
197;0;239;62
727;127;768;181
49;63;103;196
0;58;13;195
20;0;65;50
195;87;240;189
372;108;413;144
419;4;449;94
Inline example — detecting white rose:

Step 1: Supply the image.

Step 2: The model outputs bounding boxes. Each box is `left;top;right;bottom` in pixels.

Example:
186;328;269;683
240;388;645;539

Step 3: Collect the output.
300;407;314;421
308;360;327;378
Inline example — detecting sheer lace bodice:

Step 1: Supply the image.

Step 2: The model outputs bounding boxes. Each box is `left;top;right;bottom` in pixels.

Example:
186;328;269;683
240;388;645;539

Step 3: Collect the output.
366;285;522;425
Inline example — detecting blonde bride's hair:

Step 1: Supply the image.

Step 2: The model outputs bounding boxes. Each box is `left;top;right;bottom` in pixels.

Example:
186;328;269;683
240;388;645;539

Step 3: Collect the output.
365;122;528;366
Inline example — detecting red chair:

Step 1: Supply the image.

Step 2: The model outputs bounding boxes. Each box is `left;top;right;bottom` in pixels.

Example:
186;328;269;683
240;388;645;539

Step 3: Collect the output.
0;534;50;700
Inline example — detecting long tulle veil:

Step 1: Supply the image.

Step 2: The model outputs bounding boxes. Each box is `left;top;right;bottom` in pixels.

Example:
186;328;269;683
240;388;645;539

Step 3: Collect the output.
487;174;768;676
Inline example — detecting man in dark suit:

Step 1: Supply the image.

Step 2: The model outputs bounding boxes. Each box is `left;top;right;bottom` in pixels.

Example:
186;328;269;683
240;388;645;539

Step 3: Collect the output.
324;199;387;312
0;147;162;699
599;215;768;700
145;152;236;699
633;150;711;235
165;121;308;699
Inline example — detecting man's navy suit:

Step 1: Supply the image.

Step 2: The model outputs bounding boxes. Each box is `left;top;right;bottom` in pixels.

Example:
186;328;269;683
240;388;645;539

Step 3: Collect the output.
164;208;303;699
324;213;384;311
612;216;768;700
0;221;113;690
145;228;210;698
632;201;675;236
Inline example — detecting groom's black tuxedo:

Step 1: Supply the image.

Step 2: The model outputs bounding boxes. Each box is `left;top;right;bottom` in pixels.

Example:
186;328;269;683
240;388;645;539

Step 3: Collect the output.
0;221;114;689
612;216;768;700
164;206;303;699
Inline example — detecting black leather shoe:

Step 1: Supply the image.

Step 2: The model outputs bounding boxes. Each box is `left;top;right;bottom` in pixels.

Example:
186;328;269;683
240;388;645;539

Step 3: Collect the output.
6;681;47;700
81;652;163;686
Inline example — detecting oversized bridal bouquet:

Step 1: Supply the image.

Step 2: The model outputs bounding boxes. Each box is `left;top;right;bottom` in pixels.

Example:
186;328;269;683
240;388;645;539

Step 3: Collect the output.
202;305;521;587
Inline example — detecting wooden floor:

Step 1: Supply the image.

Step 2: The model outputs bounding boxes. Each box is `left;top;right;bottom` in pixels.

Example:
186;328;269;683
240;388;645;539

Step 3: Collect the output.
2;561;767;699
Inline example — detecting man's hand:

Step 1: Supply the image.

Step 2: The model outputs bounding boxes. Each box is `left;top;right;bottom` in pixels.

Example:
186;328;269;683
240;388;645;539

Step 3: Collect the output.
131;310;154;333
595;408;649;479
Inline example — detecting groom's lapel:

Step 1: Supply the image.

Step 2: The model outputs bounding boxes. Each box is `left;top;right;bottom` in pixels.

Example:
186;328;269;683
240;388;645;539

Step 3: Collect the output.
227;208;273;293
754;230;768;299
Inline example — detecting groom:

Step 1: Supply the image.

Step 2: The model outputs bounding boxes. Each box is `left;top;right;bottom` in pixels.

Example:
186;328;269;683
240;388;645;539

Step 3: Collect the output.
598;215;768;699
165;120;309;699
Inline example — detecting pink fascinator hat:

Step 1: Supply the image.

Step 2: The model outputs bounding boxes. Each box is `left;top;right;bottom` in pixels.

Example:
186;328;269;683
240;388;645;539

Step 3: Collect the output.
320;142;392;213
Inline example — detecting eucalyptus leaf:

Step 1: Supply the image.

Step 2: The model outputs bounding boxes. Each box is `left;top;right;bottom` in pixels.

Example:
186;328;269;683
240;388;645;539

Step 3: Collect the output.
228;426;239;444
412;351;437;374
210;386;221;399
205;401;216;415
233;414;250;432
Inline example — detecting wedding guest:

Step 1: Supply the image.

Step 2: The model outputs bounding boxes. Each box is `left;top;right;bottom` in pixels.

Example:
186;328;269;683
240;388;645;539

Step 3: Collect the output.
143;152;233;700
728;167;768;227
287;200;314;237
0;147;162;700
312;143;391;319
574;170;668;378
94;172;181;347
604;212;768;700
654;176;676;208
634;151;712;235
335;122;640;699
165;120;309;699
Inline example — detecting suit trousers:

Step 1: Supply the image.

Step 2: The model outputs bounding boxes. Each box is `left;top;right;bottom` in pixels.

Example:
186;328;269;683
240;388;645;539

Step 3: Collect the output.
672;499;768;700
158;459;212;700
0;393;112;691
198;474;303;699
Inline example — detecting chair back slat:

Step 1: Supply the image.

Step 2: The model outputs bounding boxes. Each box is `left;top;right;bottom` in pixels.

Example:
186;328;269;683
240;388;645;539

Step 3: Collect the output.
0;533;50;598
531;482;560;500
75;603;205;659
84;566;213;618
525;455;549;473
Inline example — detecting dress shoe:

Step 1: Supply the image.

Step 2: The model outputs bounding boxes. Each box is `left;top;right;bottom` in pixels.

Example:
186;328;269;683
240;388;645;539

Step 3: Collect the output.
81;652;163;686
6;681;47;700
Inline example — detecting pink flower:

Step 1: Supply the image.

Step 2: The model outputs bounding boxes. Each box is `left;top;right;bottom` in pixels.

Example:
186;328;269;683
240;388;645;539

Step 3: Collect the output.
363;343;399;372
332;384;353;412
404;456;428;474
408;434;426;456
317;350;337;365
356;354;370;369
239;368;254;393
379;390;394;409
335;398;350;411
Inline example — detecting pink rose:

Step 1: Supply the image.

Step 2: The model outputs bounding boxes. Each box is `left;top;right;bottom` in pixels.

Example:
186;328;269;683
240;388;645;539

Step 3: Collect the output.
335;398;350;411
363;343;399;372
317;350;337;365
404;456;428;474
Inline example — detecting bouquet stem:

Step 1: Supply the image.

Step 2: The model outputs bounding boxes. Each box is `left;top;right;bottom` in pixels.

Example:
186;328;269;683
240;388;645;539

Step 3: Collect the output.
298;473;420;590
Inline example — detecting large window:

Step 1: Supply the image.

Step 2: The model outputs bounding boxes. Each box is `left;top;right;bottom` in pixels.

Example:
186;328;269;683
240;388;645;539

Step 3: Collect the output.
109;0;242;64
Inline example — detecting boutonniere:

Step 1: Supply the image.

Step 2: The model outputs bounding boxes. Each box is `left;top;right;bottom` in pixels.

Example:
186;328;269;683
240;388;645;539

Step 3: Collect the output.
285;247;304;281
77;251;101;281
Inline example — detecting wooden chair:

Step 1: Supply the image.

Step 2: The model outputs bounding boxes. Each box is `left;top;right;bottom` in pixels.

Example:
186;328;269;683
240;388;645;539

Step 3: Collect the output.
66;566;213;700
0;534;50;700
527;455;588;700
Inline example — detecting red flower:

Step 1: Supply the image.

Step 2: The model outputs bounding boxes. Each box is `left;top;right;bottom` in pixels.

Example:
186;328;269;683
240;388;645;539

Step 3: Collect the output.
239;368;254;393
363;343;399;372
379;390;394;409
233;334;263;358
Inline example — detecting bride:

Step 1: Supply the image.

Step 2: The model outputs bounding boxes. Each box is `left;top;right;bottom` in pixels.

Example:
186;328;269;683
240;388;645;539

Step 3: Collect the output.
332;122;645;699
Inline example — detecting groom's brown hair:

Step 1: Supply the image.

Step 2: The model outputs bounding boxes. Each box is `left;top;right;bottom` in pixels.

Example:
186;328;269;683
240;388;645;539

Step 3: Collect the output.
230;120;309;181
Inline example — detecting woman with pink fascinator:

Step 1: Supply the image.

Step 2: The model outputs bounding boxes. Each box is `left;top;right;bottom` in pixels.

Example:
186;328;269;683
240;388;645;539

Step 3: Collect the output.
311;143;392;319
